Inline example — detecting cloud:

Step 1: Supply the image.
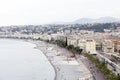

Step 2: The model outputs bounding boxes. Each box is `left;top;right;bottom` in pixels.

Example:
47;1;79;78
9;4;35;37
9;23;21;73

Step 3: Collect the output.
0;0;120;26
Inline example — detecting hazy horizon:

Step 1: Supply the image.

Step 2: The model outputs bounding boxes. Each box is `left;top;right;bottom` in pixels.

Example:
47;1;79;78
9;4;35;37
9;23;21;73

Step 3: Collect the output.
0;0;120;26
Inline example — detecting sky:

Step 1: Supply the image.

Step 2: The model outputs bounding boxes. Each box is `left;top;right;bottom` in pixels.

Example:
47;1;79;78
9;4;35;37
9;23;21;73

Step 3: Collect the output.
0;0;120;26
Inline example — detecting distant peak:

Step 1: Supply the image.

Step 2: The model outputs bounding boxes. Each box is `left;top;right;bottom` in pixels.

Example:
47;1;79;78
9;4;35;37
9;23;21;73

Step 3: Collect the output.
53;17;120;24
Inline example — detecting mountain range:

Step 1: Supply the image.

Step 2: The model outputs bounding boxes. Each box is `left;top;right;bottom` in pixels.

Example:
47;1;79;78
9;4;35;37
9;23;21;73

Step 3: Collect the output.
54;17;120;24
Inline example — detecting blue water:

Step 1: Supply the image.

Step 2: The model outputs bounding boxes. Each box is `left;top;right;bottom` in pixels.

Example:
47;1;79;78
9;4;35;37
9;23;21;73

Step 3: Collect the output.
0;39;55;80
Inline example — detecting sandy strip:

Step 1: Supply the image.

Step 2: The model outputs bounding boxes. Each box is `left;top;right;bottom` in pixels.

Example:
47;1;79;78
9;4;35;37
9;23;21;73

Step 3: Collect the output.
29;40;93;80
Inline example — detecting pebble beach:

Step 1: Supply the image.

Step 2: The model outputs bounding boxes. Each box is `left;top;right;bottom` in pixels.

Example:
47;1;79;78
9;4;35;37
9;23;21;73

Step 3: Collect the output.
29;40;93;80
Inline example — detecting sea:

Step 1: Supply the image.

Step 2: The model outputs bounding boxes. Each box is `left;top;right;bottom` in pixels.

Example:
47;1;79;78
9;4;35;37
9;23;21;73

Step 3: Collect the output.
0;39;55;80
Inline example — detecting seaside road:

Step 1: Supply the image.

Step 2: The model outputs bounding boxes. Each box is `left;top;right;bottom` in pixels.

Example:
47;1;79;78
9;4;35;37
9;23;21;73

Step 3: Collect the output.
52;43;107;80
77;55;107;80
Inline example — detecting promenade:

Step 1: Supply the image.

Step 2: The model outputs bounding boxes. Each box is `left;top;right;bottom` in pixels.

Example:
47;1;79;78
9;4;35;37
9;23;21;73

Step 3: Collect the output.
31;40;93;80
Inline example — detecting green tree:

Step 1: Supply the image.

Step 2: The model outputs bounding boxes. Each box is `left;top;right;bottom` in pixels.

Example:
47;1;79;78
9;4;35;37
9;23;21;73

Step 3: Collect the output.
67;45;74;50
74;46;83;54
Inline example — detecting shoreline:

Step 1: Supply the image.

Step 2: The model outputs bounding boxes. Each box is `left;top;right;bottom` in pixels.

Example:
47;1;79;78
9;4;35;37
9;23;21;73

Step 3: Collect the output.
35;42;57;80
29;40;93;80
0;38;93;80
28;40;57;80
0;38;107;80
32;40;57;80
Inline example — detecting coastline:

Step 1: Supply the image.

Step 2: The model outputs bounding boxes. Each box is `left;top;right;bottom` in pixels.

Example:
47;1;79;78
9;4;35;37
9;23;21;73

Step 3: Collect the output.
32;40;57;80
35;42;57;80
0;39;56;80
28;40;56;80
29;40;93;80
0;38;107;80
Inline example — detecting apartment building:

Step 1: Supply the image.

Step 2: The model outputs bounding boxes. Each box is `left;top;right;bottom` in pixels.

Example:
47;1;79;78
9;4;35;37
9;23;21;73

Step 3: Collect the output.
85;39;96;54
113;40;120;53
67;36;96;54
67;36;78;47
102;40;114;53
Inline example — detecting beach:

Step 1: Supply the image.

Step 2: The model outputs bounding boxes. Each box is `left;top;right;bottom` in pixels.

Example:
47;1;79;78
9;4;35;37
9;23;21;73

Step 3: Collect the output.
30;40;93;80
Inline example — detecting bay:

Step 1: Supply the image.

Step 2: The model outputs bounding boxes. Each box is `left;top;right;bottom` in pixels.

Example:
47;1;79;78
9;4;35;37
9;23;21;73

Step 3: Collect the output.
0;39;55;80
